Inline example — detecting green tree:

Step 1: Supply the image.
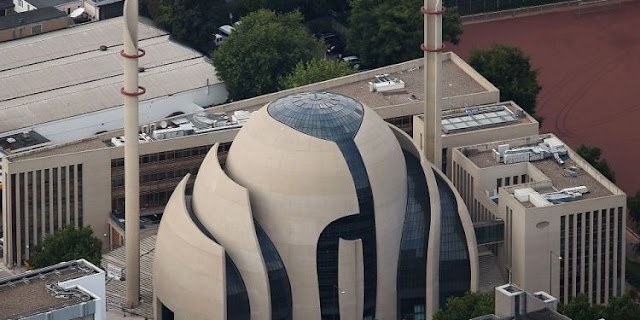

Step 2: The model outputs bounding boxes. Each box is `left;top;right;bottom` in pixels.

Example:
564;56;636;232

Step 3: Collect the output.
281;58;354;89
469;45;542;116
212;9;325;100
31;225;102;268
432;291;495;320
559;293;640;320
346;0;462;68
575;144;616;182
557;294;604;320
628;190;640;222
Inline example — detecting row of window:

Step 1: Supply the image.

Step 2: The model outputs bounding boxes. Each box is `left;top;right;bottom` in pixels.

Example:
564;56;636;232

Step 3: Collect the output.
110;143;230;168
559;208;623;304
496;174;529;191
112;167;199;187
8;165;83;266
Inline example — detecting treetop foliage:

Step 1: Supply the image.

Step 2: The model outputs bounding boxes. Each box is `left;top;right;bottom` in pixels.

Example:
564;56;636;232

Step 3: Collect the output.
212;9;325;100
347;0;462;68
281;58;354;89
558;293;640;320
575;144;616;183
432;291;495;320
469;44;542;116
31;225;102;269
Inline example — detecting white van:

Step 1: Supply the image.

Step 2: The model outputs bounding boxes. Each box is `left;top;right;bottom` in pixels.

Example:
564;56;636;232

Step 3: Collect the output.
214;25;236;47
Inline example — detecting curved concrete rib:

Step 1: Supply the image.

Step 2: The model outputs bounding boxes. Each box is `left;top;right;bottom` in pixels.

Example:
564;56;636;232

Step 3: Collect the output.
192;143;271;320
389;125;479;317
154;175;226;320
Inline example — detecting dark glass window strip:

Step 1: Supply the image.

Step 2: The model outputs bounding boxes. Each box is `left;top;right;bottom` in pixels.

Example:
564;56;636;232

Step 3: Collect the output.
617;207;623;296
19;173;25;263
600;210;606;303
609;209;615;298
52;168;58;231
61;167;66;227
568;215;573;301
560;215;565;303
255;222;293;320
160;302;175;320
576;213;582;294
69;166;75;226
185;195;250;320
10;174;17;265
317;139;377;320
592;211;598;301
434;171;471;308
36;170;42;243
397;151;430;320
77;164;83;227
585;212;590;295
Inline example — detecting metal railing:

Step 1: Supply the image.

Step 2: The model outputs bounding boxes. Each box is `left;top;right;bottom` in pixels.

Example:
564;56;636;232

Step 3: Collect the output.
460;0;581;23
460;0;628;23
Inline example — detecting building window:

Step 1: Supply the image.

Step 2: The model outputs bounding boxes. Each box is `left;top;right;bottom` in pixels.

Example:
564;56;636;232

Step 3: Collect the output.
32;24;42;34
18;0;23;7
160;301;175;320
505;177;511;186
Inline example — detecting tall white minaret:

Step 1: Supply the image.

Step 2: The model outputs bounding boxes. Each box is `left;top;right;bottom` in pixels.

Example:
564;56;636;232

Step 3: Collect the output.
122;0;144;309
422;0;443;169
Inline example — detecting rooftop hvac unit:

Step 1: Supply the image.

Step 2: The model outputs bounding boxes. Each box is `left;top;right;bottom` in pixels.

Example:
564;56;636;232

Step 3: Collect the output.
369;74;405;92
529;192;553;207
514;188;536;202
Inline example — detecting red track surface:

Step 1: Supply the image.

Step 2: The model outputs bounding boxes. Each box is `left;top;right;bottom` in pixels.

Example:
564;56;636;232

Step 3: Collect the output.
452;1;640;194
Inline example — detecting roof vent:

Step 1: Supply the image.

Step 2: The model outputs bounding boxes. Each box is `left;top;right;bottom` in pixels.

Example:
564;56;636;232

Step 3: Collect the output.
6;137;16;144
99;45;107;51
138;67;145;72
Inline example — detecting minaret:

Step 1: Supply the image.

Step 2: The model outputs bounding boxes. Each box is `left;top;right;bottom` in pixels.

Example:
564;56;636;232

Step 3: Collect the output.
421;0;444;170
121;0;145;309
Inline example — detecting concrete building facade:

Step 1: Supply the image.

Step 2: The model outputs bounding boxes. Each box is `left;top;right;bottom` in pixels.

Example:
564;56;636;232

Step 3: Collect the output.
0;7;71;42
153;92;479;320
451;134;626;304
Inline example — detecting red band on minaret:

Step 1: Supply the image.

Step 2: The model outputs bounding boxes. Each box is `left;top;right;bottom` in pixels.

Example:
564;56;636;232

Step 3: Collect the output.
121;86;146;96
120;48;146;59
420;43;446;52
420;6;446;15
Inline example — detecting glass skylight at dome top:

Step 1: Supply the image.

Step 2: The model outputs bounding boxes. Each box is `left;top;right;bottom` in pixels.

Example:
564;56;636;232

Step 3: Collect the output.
441;107;519;134
267;92;364;142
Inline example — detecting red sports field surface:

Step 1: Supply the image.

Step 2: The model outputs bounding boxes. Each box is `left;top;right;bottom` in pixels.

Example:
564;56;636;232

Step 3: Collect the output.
452;1;640;194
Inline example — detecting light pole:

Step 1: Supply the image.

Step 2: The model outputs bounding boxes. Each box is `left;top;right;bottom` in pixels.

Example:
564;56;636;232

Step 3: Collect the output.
549;250;562;297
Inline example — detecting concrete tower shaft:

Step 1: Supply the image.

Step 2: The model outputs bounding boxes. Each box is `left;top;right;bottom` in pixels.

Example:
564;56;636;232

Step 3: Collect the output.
122;0;144;309
421;0;444;170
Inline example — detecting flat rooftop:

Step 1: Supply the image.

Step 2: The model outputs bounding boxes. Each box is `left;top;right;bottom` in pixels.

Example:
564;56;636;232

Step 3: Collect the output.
216;54;493;113
0;130;49;153
0;260;98;320
465;136;614;204
6;52;495;160
0;17;221;136
329;59;486;109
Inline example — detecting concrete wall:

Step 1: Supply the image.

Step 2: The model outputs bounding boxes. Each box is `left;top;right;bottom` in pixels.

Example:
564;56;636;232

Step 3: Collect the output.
59;260;106;320
0;16;71;42
153;176;226;320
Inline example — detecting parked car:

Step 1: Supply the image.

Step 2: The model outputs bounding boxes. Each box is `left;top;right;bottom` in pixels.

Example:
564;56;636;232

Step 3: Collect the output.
319;32;345;56
342;55;362;70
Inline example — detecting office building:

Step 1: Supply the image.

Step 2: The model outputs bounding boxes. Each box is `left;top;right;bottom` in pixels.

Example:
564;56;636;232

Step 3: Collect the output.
452;134;626;304
153;92;478;320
